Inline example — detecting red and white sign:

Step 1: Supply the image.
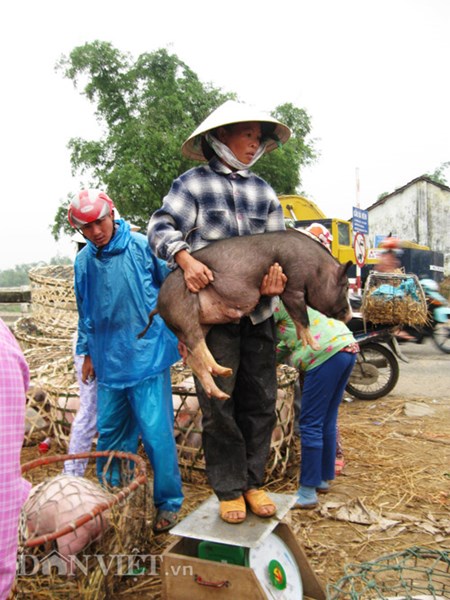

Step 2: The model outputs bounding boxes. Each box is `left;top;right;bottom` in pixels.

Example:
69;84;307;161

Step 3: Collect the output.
353;232;366;267
368;248;381;261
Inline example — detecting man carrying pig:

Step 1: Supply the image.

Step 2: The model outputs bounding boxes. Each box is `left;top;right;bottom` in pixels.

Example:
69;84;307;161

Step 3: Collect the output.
148;101;291;524
68;189;183;534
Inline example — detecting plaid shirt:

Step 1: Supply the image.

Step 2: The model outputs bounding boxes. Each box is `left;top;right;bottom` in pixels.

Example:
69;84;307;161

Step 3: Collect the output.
0;319;31;598
148;157;285;323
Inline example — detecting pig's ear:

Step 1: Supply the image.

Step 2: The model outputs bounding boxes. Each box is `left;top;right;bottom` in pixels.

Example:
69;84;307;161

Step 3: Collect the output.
338;261;353;283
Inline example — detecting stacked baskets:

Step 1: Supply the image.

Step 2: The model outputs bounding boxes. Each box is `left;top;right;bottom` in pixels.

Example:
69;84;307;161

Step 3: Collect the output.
13;265;78;448
14;264;78;349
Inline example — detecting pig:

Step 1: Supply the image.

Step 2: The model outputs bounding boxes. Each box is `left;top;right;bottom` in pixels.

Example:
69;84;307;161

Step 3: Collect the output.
25;406;47;434
23;474;114;558
172;377;203;454
172;390;200;436
142;229;352;400
56;395;80;427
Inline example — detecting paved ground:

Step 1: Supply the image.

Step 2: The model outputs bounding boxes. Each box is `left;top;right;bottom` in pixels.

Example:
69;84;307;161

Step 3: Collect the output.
391;337;450;399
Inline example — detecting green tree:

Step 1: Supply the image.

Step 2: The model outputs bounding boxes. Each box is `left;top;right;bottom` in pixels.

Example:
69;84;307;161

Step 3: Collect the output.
0;257;73;287
49;255;72;266
423;161;450;186
0;263;40;287
253;103;316;193
52;42;316;238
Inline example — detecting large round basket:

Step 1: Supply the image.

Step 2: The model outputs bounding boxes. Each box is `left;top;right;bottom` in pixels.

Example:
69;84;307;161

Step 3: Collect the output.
28;264;78;328
12;265;77;350
17;451;150;600
22;346;77;448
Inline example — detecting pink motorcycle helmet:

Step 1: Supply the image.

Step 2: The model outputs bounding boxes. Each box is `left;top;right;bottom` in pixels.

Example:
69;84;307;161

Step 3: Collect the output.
68;189;115;229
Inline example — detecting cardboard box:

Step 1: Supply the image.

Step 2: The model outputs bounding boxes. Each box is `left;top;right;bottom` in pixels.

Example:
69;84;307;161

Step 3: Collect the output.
161;522;326;599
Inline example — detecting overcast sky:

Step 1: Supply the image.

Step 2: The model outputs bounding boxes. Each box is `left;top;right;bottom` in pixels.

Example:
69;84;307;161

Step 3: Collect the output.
1;0;449;270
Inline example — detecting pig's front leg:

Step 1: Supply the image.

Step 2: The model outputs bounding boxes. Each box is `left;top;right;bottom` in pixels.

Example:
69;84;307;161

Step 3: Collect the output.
294;322;320;350
281;289;320;350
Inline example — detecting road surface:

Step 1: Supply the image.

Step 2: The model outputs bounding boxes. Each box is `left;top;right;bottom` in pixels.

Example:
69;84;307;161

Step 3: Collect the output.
387;337;450;399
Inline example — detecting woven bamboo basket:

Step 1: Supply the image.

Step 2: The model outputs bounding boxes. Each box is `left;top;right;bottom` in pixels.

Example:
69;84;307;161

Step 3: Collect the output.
28;264;78;322
16;451;150;600
171;362;299;483
26;358;299;484
327;546;450;599
361;272;428;326
9;265;78;446
21;352;299;485
12;265;77;350
23;391;52;447
12;315;74;349
22;346;77;448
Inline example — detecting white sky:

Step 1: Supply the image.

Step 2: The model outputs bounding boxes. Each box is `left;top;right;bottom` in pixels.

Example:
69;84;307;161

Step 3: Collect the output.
1;0;449;270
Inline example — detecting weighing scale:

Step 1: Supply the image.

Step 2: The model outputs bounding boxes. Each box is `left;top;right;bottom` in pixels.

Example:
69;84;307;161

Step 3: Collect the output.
170;493;304;599
248;532;303;598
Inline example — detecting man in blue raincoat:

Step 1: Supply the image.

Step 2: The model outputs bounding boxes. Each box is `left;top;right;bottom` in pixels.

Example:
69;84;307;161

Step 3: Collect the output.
68;189;183;533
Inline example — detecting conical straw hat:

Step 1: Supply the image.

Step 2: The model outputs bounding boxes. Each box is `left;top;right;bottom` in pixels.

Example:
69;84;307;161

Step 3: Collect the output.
182;100;291;161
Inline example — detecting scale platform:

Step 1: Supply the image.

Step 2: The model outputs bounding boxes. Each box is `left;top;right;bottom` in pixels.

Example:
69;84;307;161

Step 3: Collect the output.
171;492;297;548
163;492;326;599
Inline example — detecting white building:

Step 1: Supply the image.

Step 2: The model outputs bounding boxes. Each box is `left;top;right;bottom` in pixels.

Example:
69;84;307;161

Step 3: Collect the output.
365;176;450;275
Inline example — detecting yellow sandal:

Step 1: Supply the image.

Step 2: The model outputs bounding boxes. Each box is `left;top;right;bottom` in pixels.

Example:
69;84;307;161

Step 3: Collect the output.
244;489;276;518
219;496;246;524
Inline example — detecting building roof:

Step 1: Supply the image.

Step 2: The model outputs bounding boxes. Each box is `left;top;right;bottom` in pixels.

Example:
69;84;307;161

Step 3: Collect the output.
366;175;450;211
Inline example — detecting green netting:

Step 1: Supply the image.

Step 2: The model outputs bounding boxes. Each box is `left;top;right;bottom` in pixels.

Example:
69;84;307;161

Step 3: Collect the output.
327;547;450;599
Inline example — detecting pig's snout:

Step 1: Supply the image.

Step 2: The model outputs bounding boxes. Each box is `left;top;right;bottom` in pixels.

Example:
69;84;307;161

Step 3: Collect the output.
332;298;353;323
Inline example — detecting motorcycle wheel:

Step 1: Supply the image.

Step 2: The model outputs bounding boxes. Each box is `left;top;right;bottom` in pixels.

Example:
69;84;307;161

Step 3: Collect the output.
432;321;450;354
346;342;399;400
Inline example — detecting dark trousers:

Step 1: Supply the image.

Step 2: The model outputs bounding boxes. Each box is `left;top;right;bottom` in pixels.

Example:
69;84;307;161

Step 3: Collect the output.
194;317;278;501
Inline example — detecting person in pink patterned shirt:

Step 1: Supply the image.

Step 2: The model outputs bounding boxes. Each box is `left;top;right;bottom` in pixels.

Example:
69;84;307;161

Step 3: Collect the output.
0;318;31;600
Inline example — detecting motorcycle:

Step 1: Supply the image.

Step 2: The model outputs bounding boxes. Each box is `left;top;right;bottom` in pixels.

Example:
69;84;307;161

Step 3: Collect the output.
401;279;450;354
345;296;408;400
